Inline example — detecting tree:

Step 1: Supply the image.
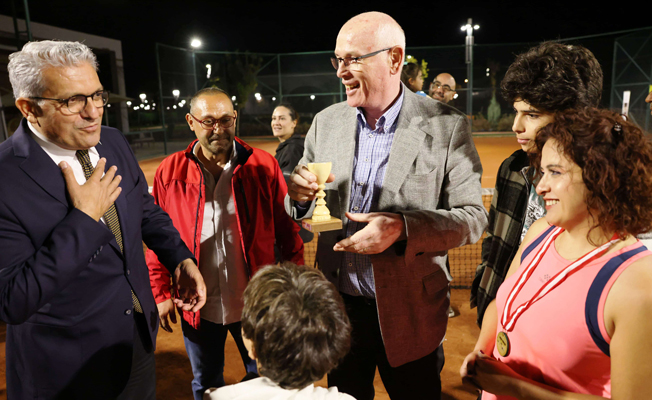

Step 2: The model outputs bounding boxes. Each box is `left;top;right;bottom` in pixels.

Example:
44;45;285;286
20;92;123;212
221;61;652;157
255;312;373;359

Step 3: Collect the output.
206;52;262;136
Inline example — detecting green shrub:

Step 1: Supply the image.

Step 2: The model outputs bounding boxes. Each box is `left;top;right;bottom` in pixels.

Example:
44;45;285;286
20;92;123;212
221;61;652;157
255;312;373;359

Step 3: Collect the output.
497;113;516;132
473;113;491;132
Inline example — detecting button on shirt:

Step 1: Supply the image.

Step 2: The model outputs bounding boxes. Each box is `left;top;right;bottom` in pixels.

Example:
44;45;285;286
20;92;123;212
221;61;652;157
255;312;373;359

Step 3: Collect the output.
340;89;405;299
194;142;248;325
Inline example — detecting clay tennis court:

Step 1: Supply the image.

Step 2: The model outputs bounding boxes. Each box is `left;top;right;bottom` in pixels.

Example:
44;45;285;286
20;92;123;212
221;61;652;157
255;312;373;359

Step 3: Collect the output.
141;134;520;400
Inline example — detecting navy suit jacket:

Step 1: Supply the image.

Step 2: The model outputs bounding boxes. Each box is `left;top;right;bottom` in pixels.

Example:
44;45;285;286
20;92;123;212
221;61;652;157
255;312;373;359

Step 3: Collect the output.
0;119;194;399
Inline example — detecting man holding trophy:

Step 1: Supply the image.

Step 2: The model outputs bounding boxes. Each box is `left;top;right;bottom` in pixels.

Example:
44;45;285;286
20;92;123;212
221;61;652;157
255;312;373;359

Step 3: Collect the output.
285;11;487;400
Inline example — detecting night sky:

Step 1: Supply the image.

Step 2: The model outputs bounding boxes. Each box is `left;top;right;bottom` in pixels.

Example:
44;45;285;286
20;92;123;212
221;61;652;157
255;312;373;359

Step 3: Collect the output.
2;0;650;97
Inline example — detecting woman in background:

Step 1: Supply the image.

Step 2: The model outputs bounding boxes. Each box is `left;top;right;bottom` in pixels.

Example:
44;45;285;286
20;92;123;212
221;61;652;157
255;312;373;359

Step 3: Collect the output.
271;103;313;244
272;104;304;184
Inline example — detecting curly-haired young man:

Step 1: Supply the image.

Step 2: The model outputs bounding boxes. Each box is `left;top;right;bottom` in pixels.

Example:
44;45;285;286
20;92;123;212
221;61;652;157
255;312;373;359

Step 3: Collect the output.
470;41;603;327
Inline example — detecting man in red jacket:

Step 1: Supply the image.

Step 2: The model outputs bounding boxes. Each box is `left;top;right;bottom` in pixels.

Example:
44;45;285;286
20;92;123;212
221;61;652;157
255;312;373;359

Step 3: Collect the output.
146;87;304;400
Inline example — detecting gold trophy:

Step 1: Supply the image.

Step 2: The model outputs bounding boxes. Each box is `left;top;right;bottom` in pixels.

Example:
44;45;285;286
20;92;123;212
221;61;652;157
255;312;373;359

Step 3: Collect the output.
301;162;343;233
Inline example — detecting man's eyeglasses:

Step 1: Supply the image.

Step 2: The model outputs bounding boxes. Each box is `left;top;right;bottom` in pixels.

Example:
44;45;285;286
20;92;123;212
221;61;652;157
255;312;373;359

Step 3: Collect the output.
330;47;394;70
30;91;109;114
189;113;236;130
431;81;454;93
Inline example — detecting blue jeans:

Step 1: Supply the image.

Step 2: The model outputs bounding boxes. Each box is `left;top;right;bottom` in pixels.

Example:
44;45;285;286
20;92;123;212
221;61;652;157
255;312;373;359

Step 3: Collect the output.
181;318;258;400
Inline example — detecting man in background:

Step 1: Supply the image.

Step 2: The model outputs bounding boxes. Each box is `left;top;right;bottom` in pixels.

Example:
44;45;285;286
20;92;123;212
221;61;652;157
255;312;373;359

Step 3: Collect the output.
471;42;604;327
430;72;457;103
147;87;303;400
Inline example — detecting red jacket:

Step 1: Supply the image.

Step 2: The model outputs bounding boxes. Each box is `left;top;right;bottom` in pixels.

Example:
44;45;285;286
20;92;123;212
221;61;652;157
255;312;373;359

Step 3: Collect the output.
146;138;304;328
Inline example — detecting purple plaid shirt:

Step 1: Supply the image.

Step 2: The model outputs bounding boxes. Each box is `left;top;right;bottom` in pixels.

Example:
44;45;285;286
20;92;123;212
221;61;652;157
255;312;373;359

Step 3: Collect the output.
340;89;405;298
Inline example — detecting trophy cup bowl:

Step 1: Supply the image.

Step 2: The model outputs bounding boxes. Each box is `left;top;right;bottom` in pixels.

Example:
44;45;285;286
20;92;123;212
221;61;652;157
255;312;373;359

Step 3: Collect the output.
307;162;332;186
301;162;342;232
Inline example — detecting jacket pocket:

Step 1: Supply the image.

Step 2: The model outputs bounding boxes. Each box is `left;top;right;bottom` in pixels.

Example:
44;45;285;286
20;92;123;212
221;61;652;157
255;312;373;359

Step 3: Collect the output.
422;268;449;297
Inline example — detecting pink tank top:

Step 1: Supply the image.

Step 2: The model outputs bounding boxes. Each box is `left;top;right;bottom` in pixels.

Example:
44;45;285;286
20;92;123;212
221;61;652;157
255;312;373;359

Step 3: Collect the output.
483;226;650;400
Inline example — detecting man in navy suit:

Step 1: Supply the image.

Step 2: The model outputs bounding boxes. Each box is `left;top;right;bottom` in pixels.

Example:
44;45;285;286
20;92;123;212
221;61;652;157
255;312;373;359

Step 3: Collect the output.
1;40;206;399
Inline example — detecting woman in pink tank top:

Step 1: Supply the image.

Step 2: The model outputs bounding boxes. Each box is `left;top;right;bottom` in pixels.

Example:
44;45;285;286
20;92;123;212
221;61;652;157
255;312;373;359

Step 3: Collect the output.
460;108;652;399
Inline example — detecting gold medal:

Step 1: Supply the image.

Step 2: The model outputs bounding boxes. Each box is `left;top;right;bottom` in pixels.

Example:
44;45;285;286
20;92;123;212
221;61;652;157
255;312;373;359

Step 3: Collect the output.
496;331;510;357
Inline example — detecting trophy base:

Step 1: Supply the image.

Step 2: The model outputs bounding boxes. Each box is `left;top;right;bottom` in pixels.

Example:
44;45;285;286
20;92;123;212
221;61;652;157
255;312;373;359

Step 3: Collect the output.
301;217;343;233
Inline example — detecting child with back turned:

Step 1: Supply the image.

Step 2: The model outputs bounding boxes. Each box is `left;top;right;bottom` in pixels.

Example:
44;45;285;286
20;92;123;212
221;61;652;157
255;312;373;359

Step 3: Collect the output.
204;263;355;400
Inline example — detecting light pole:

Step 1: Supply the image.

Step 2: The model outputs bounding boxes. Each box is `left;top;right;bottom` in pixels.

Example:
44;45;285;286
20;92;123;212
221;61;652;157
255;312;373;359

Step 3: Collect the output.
461;18;479;118
190;38;201;94
155;42;169;154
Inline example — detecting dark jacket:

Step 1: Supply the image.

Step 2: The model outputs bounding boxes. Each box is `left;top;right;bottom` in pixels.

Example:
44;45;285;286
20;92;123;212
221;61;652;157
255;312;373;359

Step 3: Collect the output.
0;119;193;399
274;134;304;186
274;134;313;243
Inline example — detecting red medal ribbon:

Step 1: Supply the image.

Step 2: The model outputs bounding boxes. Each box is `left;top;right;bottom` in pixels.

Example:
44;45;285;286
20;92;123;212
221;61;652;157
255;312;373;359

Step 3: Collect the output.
501;227;619;332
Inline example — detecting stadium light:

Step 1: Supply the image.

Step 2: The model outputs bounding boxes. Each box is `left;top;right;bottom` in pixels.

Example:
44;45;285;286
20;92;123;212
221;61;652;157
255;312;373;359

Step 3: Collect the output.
461;18;479;117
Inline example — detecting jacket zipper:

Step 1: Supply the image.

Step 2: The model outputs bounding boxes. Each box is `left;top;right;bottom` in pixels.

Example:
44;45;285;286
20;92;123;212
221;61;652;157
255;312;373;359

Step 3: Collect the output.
191;154;204;327
192;160;204;256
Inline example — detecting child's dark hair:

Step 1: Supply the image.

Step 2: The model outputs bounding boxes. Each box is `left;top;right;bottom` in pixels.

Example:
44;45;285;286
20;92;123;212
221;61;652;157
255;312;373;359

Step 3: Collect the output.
241;263;351;390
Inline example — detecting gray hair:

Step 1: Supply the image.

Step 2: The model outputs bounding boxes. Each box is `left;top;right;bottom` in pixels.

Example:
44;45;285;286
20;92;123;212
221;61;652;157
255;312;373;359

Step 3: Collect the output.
8;40;98;99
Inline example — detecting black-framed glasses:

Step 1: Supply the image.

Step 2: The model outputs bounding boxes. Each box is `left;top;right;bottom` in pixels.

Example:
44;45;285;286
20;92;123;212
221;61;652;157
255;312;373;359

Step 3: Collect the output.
431;81;454;93
189;113;236;130
330;47;394;70
31;90;109;114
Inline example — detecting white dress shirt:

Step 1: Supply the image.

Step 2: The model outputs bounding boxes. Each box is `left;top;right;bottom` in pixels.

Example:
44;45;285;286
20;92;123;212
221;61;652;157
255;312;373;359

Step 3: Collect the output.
194;142;248;326
27;121;101;186
27;121;105;224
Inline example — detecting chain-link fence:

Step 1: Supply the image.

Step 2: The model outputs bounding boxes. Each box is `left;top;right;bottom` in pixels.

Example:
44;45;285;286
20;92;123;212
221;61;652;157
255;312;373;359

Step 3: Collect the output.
129;29;652;289
119;27;652;161
610;28;652;131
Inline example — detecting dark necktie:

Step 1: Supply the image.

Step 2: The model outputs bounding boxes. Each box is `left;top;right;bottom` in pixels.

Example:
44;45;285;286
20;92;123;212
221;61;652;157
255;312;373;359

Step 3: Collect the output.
76;150;142;313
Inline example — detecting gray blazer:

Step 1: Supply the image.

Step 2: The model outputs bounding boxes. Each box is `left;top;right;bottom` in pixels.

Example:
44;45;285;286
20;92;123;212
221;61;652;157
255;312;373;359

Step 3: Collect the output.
286;87;488;367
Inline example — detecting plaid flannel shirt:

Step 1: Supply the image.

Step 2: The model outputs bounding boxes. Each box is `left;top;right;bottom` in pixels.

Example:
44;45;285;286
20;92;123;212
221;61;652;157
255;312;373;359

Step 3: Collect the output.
470;149;531;327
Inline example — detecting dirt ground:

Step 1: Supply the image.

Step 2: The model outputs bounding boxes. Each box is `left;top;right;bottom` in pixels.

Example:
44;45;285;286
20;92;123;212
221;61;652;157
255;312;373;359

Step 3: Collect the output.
0;134;519;400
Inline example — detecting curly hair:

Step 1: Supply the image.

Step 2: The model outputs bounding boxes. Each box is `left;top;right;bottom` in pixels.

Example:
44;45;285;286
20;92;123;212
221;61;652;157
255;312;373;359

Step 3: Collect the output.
531;108;652;240
241;263;351;390
502;41;603;112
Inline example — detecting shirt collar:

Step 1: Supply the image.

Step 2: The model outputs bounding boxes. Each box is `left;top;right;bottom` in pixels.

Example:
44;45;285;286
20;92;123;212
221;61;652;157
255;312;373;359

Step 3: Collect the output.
192;139;237;166
356;85;405;132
